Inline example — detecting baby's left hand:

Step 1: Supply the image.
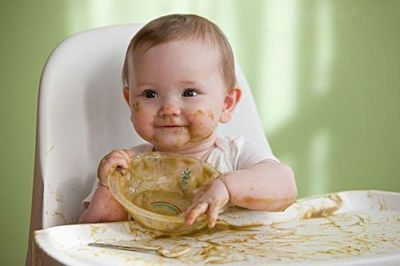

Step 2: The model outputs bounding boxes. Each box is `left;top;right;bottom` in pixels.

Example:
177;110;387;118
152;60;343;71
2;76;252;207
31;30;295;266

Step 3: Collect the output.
185;178;230;228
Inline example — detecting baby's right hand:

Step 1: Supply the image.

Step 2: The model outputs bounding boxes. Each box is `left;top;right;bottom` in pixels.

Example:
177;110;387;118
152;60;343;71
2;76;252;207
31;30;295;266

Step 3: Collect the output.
97;149;134;186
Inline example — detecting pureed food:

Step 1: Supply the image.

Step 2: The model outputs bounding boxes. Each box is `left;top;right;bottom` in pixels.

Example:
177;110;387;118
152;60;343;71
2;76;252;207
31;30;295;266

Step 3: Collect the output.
108;152;220;235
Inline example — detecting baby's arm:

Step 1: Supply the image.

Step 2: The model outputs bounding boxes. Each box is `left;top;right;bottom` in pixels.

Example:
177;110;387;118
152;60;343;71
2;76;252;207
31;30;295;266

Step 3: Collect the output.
78;149;132;223
219;159;296;210
79;184;128;223
185;159;296;227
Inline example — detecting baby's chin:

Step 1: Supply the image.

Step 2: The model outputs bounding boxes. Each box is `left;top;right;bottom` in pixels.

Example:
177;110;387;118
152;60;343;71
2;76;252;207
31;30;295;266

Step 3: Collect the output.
153;137;192;151
151;134;205;152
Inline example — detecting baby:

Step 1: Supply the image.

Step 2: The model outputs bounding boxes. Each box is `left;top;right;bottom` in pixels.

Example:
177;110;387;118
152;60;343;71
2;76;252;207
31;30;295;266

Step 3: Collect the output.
79;14;297;228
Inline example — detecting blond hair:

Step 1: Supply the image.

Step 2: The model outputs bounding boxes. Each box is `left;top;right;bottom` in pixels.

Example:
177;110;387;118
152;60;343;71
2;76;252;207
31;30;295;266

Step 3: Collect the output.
122;14;236;88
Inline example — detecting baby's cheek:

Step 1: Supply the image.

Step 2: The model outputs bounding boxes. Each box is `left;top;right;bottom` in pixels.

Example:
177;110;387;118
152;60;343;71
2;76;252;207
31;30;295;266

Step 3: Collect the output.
132;101;140;112
130;102;141;123
187;110;218;140
132;111;153;137
207;111;215;120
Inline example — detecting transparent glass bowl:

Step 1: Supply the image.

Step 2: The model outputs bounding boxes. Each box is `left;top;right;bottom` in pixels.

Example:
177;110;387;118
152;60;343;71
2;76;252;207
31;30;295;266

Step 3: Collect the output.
108;152;220;235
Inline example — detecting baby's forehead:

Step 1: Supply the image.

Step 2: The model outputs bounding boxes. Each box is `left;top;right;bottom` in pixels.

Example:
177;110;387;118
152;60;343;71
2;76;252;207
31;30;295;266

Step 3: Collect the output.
135;36;219;54
126;37;232;89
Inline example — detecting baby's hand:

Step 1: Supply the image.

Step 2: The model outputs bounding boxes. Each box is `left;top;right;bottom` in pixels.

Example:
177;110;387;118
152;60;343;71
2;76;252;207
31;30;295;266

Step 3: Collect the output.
97;149;133;186
185;178;230;228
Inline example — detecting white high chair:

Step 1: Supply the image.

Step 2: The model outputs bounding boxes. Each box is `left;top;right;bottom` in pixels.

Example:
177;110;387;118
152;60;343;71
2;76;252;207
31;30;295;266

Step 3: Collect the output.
27;24;272;264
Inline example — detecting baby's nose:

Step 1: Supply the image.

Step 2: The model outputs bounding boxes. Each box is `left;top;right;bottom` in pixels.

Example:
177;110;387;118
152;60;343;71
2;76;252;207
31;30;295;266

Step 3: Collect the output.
159;103;181;116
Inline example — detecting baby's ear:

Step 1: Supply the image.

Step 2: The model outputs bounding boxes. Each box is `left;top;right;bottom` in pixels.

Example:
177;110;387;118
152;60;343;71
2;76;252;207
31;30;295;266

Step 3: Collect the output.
220;88;242;123
123;87;130;105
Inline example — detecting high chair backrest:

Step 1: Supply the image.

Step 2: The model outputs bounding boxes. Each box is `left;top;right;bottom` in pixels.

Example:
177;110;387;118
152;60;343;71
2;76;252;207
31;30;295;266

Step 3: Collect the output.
28;24;272;235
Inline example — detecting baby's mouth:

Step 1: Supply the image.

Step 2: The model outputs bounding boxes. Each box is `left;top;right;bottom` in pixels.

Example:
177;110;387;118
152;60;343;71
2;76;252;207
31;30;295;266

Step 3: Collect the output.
156;125;187;128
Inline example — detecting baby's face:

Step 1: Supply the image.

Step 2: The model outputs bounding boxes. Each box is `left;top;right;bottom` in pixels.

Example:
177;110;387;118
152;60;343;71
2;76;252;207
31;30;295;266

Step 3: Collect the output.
126;39;229;152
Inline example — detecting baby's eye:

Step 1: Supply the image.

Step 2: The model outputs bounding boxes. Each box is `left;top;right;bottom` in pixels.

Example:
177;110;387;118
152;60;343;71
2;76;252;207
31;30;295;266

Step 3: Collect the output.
182;88;199;97
142;89;158;98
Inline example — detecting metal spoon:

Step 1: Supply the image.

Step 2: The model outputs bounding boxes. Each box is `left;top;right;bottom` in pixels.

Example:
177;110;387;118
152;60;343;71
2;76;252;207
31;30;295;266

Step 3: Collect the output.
88;241;191;258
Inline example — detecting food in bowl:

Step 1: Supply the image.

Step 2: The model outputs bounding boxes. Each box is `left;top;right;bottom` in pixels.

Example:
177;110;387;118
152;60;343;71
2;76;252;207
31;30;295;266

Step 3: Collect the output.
108;152;220;235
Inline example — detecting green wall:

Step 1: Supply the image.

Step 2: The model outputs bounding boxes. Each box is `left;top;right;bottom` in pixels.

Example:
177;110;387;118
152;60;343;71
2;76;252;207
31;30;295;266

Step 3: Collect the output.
1;0;399;265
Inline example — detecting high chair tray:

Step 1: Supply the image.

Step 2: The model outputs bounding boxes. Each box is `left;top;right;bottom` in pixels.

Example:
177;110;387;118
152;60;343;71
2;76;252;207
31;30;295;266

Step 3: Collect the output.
34;190;400;266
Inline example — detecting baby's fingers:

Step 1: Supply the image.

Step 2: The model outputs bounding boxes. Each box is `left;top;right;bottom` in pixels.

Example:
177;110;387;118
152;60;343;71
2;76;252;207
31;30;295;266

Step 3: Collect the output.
120;149;134;164
98;154;131;184
108;158;130;174
112;150;134;175
185;202;208;225
207;202;220;228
